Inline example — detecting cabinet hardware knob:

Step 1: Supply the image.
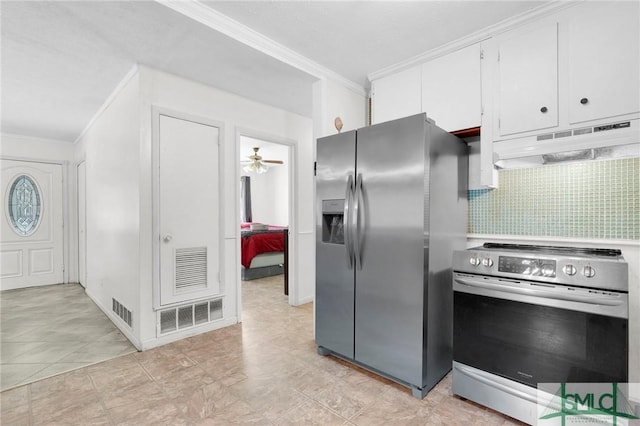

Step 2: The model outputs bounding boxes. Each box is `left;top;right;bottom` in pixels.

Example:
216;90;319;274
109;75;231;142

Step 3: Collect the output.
580;97;589;105
540;106;548;113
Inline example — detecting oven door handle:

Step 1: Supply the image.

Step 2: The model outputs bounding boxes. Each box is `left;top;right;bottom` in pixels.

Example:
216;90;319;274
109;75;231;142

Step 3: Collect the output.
454;276;624;306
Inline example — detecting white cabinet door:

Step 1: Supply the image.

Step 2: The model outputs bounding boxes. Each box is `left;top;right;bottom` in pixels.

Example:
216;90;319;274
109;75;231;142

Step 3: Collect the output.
498;23;558;136
421;43;482;132
158;114;221;306
1;160;64;290
568;1;640;124
371;65;421;125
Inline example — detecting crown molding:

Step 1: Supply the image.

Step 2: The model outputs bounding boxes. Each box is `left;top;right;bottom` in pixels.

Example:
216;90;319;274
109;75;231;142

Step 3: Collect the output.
155;0;366;97
368;1;578;82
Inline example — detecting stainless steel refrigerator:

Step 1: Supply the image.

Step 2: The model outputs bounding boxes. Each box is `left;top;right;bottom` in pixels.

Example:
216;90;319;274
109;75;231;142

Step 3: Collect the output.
315;113;468;398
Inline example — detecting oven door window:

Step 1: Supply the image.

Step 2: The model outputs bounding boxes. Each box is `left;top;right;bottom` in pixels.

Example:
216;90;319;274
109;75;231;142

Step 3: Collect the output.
453;292;628;387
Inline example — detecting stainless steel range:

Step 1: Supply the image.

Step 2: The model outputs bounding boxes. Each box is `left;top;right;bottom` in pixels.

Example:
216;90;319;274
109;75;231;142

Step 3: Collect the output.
452;243;629;424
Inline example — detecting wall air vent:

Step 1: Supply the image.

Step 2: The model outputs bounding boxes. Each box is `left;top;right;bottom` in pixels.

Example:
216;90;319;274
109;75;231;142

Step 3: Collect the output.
112;298;132;328
160;309;176;334
210;299;223;321
175;247;207;293
158;298;223;336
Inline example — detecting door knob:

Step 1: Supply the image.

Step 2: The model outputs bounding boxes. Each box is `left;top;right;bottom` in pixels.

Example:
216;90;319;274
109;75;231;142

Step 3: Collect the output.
580;97;589;105
540;106;548;113
163;234;173;243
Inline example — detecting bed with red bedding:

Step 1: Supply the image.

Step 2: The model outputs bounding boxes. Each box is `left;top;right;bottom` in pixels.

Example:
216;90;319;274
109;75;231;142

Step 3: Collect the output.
241;223;288;281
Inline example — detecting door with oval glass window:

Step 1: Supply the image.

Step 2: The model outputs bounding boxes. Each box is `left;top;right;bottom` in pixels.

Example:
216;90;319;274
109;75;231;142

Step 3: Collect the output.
1;159;63;290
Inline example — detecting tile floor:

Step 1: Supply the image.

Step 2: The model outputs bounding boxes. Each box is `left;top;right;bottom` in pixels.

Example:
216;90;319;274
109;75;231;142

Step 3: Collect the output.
1;275;524;425
0;283;137;391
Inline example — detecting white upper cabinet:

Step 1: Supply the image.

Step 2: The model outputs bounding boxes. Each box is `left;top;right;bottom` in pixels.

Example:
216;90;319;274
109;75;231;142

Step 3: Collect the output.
492;2;639;141
567;1;640;125
370;66;421;125
368;2;638;187
421;43;482;132
497;23;559;136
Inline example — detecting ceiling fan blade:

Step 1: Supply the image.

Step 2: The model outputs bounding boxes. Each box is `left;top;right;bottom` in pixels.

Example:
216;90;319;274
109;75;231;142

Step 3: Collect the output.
262;160;284;164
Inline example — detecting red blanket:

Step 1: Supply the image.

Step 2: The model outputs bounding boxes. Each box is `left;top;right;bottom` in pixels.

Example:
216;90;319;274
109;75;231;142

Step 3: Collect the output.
241;231;285;268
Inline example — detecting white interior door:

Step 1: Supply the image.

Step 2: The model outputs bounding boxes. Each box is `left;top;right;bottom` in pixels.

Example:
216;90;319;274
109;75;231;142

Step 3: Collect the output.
77;161;87;287
1;159;64;290
158;114;221;306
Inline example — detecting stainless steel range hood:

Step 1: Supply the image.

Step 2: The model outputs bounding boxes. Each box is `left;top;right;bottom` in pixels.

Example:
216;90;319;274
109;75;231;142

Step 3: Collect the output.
494;119;640;169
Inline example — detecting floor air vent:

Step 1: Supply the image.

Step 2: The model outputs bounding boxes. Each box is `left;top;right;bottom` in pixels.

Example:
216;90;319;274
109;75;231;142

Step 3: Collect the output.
112;298;132;328
159;298;223;335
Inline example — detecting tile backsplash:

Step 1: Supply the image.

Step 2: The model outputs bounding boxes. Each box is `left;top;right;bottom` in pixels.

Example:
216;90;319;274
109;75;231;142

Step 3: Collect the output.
468;158;639;240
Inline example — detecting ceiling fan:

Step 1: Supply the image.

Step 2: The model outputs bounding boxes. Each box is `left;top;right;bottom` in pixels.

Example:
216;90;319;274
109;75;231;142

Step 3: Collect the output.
241;147;283;174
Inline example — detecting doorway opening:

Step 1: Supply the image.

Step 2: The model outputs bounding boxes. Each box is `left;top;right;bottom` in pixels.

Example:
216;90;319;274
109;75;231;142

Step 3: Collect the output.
0;159;135;390
238;134;294;319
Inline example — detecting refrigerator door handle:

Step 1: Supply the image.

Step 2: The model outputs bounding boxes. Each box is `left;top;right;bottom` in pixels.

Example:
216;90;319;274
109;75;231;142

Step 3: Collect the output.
353;173;363;270
344;174;354;269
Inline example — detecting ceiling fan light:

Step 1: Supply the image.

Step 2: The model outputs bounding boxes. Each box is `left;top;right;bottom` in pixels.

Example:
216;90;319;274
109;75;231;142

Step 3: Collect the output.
243;161;269;174
256;162;269;174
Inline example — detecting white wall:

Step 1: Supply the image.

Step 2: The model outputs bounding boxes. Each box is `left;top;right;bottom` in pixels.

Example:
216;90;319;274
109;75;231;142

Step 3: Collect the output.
268;164;289;226
242;163;289;227
137;66;314;348
312;78;367;138
74;73;142;348
0;133;77;284
1;134;75;161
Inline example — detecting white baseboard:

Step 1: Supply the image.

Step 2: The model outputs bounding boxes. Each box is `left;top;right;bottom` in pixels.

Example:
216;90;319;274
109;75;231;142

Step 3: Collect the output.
85;289;143;351
295;295;313;306
85;289;241;352
140;316;238;350
1;281;65;292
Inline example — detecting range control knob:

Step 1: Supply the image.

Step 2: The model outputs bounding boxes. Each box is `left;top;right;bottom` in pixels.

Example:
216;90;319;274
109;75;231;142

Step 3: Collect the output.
563;264;577;276
583;265;596;278
541;264;555;277
469;256;481;266
482;257;494;267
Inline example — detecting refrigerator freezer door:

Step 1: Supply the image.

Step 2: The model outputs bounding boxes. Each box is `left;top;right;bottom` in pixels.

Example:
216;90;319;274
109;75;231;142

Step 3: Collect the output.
316;130;357;359
354;114;427;387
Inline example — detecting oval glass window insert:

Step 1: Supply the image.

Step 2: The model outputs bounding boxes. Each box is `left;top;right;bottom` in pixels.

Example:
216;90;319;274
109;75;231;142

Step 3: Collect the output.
8;175;42;236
